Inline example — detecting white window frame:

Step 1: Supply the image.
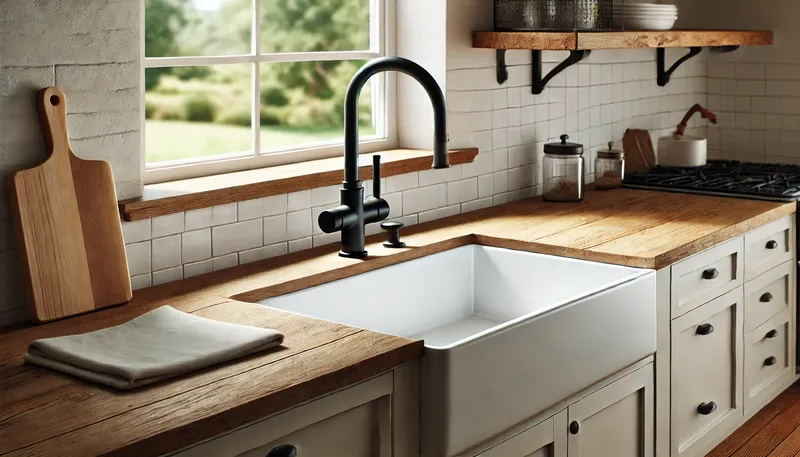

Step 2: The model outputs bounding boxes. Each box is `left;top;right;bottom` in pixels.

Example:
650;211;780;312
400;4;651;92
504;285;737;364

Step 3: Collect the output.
141;0;397;184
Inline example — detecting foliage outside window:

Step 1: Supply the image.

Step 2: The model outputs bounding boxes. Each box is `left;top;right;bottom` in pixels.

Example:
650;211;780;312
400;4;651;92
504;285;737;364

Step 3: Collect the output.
144;0;391;182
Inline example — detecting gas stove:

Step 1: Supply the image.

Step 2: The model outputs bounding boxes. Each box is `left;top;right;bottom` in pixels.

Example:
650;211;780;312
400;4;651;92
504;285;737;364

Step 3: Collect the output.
624;160;800;202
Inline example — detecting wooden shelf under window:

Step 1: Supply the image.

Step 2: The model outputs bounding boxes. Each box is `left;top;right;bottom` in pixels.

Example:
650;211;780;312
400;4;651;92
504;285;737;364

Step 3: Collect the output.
472;29;773;50
118;148;478;221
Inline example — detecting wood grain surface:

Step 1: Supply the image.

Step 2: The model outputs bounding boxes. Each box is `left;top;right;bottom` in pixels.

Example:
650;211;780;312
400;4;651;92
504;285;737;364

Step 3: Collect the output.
0;188;794;457
7;87;131;323
119;148;478;221
622;129;656;173
472;30;772;50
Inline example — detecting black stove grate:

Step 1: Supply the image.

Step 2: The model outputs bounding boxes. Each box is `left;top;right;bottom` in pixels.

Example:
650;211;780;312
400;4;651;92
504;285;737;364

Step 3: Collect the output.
624;160;800;201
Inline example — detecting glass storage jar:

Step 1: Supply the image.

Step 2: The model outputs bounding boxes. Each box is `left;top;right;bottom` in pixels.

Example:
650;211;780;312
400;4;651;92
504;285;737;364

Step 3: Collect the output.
543;134;585;202
595;142;625;190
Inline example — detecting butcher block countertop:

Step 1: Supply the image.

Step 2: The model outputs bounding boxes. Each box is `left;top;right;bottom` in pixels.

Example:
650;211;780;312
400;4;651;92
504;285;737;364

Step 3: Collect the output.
0;188;795;457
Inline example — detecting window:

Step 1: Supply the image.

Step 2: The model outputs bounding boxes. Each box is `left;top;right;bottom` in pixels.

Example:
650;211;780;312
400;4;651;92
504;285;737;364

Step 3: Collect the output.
143;0;396;183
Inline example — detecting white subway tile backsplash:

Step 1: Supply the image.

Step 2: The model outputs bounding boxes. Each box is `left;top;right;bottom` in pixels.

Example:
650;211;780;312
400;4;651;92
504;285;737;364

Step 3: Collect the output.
151;213;184;238
447;178;478;205
478;174;495;198
382;192;402;218
182;228;211;264
386;172;419;193
419;166;462;187
184;259;213;278
402;184;447;215
151;235;181;271
185;207;214;231
121;219;151;243
130;273;151;291
240;243;288;265
311;185;340;206
263;214;287;245
287;190;312;211
126;241;150;276
419;204;461;224
212;253;238;271
212;219;262;256
286;209;312;240
288;237;313;253
153;266;183;286
313;232;339;247
462;197;493;213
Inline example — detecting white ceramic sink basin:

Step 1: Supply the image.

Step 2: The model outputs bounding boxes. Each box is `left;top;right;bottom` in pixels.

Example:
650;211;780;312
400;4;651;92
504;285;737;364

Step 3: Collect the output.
258;245;656;456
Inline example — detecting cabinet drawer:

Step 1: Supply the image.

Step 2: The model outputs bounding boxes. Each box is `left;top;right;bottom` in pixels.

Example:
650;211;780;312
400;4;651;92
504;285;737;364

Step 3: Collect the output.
744;309;794;415
671;237;743;319
173;373;393;457
671;288;744;457
477;411;566;457
744;261;793;332
745;216;795;281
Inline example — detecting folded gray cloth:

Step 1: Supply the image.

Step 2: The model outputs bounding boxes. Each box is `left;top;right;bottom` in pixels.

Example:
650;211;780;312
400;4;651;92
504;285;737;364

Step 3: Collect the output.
24;306;284;390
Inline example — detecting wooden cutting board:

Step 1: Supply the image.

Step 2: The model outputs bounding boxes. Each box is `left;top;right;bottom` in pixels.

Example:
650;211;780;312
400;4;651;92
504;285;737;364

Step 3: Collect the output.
622;129;657;173
8;87;132;323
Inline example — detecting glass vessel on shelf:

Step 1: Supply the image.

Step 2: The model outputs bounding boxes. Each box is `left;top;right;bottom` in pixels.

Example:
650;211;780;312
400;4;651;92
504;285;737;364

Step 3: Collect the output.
543;134;585;202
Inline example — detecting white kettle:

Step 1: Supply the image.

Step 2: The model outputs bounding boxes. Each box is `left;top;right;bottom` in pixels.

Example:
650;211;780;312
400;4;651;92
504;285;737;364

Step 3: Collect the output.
658;104;718;167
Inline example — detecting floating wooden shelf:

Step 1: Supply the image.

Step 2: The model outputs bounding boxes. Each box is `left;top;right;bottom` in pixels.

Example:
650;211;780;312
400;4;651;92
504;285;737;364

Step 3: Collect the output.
473;29;773;93
472;29;773;50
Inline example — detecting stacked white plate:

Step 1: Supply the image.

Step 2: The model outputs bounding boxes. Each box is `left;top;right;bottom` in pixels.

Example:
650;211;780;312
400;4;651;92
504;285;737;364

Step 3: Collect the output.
620;3;678;30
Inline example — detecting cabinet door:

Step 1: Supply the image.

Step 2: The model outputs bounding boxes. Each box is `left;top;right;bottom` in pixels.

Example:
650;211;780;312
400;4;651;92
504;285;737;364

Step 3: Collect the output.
478;411;567;457
670;288;744;457
567;364;654;457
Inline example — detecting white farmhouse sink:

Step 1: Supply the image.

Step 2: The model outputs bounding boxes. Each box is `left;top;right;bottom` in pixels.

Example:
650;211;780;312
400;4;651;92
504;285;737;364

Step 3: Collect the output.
258;245;656;456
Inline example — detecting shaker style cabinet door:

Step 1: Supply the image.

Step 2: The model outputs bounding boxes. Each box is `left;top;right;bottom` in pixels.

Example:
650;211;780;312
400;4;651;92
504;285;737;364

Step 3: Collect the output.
566;364;654;457
670;288;744;457
478;411;567;457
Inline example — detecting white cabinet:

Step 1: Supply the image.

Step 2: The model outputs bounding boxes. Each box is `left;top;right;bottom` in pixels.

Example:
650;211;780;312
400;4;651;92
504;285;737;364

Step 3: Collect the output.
670;288;744;457
567;364;654;457
744;308;794;414
477;411;567;457
473;363;654;457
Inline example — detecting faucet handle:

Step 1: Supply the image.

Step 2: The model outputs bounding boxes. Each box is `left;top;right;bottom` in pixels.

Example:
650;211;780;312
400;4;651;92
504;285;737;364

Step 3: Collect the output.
381;221;406;248
372;155;381;199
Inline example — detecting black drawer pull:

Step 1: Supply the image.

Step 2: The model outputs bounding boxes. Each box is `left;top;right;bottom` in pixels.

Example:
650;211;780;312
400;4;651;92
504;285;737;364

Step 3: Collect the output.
766;240;779;250
766;329;780;339
697;402;717;415
267;444;297;457
702;268;719;280
696;323;715;336
765;356;778;367
569;421;580;435
760;292;774;303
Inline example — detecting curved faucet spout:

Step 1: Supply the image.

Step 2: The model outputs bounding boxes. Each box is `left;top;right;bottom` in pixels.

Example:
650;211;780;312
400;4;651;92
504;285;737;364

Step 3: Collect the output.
344;57;449;183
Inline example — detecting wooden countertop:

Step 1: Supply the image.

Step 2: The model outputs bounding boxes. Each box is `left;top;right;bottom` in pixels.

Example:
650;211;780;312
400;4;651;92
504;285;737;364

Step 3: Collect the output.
1;188;795;456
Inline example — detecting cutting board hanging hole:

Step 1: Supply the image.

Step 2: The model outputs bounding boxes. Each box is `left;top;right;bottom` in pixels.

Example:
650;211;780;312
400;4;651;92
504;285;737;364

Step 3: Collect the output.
49;95;60;106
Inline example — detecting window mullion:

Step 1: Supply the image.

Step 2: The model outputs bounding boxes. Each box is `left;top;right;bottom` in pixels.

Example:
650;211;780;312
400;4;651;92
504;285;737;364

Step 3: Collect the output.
252;0;262;158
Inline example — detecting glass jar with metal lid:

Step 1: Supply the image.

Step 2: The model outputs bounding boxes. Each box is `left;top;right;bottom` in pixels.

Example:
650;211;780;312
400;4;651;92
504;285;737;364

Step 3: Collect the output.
595;142;625;190
543;134;585;202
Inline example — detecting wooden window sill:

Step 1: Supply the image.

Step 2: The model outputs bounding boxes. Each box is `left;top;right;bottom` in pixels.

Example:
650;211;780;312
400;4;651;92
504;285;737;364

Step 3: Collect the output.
118;148;479;221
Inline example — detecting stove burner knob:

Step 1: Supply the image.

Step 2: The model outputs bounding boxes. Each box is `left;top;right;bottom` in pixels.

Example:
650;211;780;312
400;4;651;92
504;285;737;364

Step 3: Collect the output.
766;240;779;250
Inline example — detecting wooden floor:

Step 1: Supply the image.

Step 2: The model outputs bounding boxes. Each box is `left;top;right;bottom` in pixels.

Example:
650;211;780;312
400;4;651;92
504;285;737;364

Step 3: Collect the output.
709;381;800;456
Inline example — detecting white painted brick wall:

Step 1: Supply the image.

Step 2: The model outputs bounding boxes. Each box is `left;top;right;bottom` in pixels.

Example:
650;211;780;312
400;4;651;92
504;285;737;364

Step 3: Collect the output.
0;0;140;326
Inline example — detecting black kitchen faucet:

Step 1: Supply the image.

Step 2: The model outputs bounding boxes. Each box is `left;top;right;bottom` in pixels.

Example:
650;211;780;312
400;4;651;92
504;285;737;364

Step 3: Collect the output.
317;57;450;258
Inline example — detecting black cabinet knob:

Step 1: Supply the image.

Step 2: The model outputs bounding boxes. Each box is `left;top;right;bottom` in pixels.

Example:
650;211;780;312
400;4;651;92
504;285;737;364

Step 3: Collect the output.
766;240;779;250
764;356;778;367
569;421;580;434
266;444;297;457
766;329;779;339
696;323;715;336
697;402;717;416
381;221;406;248
760;292;774;303
702;268;719;280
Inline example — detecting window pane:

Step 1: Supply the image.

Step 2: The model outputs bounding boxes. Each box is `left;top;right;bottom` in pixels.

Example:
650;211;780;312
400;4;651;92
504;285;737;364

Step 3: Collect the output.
259;60;377;152
145;0;251;57
260;0;371;53
145;64;253;165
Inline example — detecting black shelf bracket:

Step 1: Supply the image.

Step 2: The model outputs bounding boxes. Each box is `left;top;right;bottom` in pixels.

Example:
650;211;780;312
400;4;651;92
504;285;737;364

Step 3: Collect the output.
532;49;590;94
710;45;741;53
494;49;590;94
657;46;702;87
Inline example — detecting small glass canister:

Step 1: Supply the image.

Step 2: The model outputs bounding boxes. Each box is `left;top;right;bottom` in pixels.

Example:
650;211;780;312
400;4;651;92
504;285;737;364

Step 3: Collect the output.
595;142;625;190
543;134;585;202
